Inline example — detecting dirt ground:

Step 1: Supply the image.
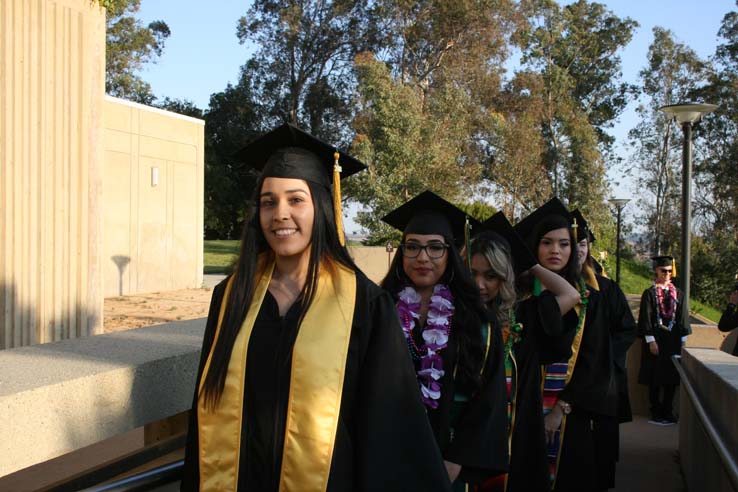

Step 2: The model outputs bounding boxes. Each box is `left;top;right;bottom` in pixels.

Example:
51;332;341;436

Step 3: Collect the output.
103;287;214;333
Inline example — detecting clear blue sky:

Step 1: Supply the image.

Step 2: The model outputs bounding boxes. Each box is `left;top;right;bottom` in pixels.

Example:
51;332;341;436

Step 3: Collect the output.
134;0;734;232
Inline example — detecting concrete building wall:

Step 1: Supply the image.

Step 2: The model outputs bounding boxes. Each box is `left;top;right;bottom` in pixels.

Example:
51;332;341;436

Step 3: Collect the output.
0;0;106;348
102;97;204;296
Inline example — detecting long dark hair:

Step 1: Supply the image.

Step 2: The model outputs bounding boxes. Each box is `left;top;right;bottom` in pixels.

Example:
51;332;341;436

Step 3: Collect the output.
380;236;488;393
201;176;357;408
528;215;581;288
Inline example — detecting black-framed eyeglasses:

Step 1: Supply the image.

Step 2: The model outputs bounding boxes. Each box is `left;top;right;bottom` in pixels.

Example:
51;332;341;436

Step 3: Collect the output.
400;242;449;259
658;268;673;273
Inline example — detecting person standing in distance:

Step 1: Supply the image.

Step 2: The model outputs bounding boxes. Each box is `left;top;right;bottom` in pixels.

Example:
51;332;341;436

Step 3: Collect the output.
637;255;691;425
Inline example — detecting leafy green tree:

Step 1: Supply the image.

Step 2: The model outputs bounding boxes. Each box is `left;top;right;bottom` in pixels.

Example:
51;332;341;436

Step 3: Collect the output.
627;27;707;255
347;53;487;244
203;68;266;238
507;0;637;229
235;0;380;142
155;98;204;119
104;0;170;104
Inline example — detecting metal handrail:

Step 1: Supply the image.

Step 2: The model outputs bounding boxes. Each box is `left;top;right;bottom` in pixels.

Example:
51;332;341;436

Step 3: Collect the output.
672;354;738;491
77;459;184;492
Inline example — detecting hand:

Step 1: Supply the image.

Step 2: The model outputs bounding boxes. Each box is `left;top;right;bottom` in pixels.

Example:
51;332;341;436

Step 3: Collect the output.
544;406;563;446
649;341;659;356
729;291;738;305
444;460;462;483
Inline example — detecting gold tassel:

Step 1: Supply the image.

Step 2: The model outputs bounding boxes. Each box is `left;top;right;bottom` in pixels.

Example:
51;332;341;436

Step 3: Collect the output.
332;152;345;247
672;258;677;278
572;217;578;233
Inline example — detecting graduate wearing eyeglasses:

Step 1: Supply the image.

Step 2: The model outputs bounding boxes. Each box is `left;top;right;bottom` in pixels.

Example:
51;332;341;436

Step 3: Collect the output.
637;255;691;426
380;191;509;490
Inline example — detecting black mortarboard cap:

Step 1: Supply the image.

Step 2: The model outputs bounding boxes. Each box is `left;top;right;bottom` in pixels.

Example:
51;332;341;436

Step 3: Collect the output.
478;212;537;274
651;255;674;268
514;197;572;245
570;209;596;243
381;190;482;243
234;123;366;187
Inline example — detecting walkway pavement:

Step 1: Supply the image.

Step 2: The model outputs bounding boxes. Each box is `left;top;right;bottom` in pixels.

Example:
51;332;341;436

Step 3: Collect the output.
616;415;684;491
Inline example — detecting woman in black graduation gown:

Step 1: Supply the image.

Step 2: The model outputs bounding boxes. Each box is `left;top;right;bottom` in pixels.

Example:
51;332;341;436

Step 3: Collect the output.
515;199;618;492
468;214;579;492
181;125;451;492
379;191;509;490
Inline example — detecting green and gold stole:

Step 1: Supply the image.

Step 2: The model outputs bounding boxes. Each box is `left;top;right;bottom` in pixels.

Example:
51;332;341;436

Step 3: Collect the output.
197;259;356;492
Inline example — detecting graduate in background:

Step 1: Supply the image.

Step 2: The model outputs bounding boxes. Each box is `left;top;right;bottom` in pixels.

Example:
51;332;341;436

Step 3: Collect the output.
380;191;509;490
181;124;451;492
637;255;691;426
571;209;636;488
470;213;579;492
515;198;619;492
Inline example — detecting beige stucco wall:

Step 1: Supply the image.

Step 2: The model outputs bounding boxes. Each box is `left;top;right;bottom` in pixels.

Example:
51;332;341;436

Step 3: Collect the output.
0;0;106;348
102;97;204;296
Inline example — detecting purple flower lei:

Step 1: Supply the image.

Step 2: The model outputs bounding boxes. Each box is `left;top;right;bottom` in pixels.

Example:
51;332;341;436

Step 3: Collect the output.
396;284;455;409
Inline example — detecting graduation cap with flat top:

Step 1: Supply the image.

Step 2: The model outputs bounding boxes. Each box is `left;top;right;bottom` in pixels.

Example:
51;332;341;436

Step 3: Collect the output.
651;255;674;268
570;209;596;243
234;123;366;246
234;123;366;187
478;212;537;274
513;197;572;245
381;190;482;243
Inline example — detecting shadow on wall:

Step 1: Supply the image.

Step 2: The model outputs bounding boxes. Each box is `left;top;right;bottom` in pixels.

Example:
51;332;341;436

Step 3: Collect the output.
111;255;131;296
0;281;99;349
1;281;37;349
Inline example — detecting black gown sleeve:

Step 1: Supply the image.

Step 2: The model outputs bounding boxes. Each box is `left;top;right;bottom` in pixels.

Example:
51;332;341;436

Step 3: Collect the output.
718;305;738;332
533;291;576;364
181;278;230;492
355;286;453;492
443;319;509;482
600;277;636;422
606;278;636;372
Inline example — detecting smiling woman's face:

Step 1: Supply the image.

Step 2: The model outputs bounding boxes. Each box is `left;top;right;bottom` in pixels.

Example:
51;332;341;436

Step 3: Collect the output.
259;177;315;259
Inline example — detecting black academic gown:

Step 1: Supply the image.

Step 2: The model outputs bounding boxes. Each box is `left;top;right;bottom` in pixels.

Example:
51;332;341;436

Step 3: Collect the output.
181;272;452;492
637;285;691;386
597;275;637;424
718;304;738;356
551;284;619;492
409;307;509;486
505;292;573;492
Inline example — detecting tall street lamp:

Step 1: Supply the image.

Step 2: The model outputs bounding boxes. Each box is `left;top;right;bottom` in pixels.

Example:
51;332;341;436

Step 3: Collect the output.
609;198;630;285
659;102;718;318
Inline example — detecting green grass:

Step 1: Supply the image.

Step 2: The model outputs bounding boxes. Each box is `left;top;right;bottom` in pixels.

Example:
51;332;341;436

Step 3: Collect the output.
617;258;720;323
204;240;239;274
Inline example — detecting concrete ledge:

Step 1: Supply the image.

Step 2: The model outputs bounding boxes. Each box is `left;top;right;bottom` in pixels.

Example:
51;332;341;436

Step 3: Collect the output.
0;319;205;477
679;348;738;492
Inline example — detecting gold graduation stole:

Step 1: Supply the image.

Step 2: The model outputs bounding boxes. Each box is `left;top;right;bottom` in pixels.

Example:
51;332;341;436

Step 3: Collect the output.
197;260;357;491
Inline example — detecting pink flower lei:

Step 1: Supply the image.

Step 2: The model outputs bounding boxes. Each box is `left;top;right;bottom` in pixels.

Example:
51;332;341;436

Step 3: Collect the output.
396;284;455;409
654;281;678;331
